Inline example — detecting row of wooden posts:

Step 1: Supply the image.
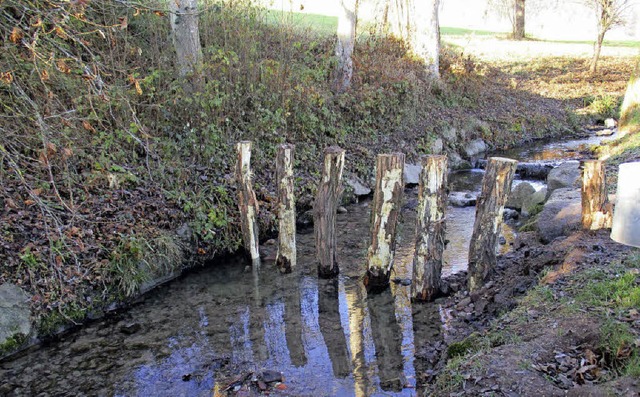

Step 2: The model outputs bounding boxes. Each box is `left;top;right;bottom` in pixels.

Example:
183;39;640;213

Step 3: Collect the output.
235;141;612;302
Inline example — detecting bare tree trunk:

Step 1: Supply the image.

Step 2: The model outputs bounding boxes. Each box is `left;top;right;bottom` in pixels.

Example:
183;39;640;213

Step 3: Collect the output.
619;57;640;135
335;0;359;93
235;141;260;263
513;0;525;39
468;157;518;291
365;153;405;292
315;146;346;278
169;0;203;92
410;0;440;78
276;144;296;273
412;155;447;302
581;160;613;230
590;30;606;74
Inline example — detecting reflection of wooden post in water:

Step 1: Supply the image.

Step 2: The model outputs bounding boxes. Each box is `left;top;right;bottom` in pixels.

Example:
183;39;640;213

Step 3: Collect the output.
318;278;351;378
412;303;444;396
581;160;613;230
412;155;448;302
284;283;307;367
344;280;371;397
468;157;517;291
276;144;297;273
250;266;267;361
235;141;260;263
314;146;346;278
368;289;404;391
365;153;405;292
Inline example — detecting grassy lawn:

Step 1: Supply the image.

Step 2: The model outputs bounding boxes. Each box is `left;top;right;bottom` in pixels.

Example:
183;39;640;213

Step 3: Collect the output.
264;9;337;36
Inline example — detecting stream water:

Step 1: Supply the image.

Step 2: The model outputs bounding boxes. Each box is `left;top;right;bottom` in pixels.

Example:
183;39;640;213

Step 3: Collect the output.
0;134;614;397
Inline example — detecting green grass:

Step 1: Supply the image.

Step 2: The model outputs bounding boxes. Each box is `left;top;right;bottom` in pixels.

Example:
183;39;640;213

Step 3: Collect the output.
264;10;337;36
441;26;507;37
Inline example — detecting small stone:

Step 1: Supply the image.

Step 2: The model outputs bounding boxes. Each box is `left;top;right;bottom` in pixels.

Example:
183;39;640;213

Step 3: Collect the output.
264;239;276;246
260;370;283;383
337;206;348;214
604;118;617;128
120;322;141;335
596;128;614;136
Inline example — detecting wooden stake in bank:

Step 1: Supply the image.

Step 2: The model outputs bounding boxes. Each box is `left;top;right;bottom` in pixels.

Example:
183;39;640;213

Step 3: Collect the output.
275;144;297;273
412;155;448;302
468;157;517;291
365;153;405;292
235;141;260;263
314;146;346;278
581;159;613;230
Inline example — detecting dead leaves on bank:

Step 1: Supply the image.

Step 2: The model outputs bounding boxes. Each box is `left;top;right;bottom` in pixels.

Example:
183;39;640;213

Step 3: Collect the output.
532;346;610;388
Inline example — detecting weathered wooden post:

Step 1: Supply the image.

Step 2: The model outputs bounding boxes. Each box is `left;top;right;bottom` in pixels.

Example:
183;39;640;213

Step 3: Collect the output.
314;146;346;278
412;155;448;302
365;153;405;292
581;160;613;230
468;157;518;291
275;144;297;273
235;141;260;263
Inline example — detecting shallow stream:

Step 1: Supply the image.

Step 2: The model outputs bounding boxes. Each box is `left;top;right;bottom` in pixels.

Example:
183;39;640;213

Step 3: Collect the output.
0;134;613;396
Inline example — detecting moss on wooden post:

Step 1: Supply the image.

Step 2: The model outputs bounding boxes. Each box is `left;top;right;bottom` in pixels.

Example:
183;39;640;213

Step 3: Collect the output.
235;141;260;263
581;160;613;230
275;144;296;273
365;153;405;292
468;157;517;291
314;146;346;278
412;155;448;302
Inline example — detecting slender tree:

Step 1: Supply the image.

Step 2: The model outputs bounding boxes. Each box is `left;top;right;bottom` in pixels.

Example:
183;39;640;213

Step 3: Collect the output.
169;0;203;91
410;0;441;79
514;0;526;39
584;0;634;73
335;0;359;93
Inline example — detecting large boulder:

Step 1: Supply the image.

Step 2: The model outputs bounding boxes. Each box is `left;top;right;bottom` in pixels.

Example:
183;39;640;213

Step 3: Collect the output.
506;182;536;210
522;187;547;217
463;138;488;159
431;138;444;154
345;175;372;197
449;191;477;207
449;152;472;170
546;161;581;195
536;188;582;243
403;163;422;186
0;283;32;353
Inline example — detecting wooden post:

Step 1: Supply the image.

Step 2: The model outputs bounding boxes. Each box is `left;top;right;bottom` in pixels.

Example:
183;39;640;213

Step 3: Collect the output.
412;155;448;302
275;144;296;273
365;153;405;292
314;146;346;278
581;160;613;230
235;141;260;263
468;157;518;291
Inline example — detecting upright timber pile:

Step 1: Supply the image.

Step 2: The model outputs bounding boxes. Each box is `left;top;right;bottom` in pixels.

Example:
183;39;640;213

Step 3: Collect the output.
468;157;517;291
314;146;346;278
235;141;260;263
365;153;405;292
411;155;448;302
581;160;613;230
275;144;297;273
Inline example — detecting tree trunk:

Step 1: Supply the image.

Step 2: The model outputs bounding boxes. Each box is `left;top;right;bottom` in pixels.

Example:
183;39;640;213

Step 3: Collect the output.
169;0;203;92
335;0;358;93
619;58;640;136
365;153;405;292
411;0;440;79
275;144;296;273
513;0;525;40
314;146;346;278
590;30;605;74
412;155;448;302
235;141;260;263
581;160;613;230
468;157;518;291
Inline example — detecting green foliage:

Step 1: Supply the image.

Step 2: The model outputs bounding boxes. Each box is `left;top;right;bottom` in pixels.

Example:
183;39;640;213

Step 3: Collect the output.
584;94;621;119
